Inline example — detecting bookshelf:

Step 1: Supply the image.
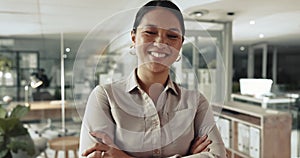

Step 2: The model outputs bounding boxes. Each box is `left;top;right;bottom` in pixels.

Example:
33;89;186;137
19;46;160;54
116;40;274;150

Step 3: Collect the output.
213;101;292;158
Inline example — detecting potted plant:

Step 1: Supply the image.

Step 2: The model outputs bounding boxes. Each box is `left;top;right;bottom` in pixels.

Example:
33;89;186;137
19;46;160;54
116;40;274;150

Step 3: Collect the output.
0;104;35;158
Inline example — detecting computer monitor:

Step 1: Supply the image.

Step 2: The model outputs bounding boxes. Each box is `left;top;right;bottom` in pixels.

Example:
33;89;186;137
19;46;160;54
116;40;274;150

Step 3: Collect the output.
239;78;273;97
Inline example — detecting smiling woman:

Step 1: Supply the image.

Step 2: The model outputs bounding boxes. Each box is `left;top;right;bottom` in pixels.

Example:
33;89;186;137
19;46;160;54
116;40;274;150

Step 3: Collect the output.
79;1;226;158
131;8;183;89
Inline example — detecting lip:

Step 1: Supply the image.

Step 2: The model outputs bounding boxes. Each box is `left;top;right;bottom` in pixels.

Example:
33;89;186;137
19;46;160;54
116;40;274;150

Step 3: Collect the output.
147;50;170;58
147;51;169;63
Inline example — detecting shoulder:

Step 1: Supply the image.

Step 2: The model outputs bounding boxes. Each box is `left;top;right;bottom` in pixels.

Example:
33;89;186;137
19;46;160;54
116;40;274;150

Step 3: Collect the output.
92;79;127;97
101;78;127;90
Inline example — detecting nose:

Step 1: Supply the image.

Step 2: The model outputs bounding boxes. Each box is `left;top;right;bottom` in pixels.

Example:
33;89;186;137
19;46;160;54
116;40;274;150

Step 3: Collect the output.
153;33;167;48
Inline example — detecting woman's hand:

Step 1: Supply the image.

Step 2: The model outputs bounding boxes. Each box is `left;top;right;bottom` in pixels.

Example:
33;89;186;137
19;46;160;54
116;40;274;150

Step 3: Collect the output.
81;142;132;158
189;134;212;154
81;131;132;158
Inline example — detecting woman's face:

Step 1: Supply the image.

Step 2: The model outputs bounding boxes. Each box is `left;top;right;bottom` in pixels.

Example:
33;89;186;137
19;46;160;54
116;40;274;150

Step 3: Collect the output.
131;8;183;73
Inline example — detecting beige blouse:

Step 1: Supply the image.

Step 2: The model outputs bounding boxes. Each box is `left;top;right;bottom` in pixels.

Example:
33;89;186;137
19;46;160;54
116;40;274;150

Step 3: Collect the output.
79;71;226;158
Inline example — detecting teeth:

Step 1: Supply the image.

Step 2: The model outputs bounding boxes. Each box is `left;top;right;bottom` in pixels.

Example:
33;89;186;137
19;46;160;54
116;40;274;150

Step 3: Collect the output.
150;52;166;58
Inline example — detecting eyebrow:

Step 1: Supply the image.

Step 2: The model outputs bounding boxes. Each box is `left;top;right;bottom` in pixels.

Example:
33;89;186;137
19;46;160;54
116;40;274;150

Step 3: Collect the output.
143;24;181;33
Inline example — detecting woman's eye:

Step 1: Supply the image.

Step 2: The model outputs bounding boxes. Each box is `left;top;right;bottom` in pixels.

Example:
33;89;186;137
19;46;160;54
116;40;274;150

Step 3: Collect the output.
168;34;179;39
145;31;156;35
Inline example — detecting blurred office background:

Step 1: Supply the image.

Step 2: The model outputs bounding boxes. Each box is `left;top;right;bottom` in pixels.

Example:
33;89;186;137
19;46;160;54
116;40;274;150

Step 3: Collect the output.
0;0;299;157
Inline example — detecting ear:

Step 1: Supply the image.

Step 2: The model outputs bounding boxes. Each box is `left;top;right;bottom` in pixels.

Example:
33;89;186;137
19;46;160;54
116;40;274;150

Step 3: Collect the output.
131;30;136;44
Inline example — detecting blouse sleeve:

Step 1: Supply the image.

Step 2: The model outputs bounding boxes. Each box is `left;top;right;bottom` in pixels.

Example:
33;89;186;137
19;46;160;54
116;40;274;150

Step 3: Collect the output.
188;94;227;158
79;85;115;154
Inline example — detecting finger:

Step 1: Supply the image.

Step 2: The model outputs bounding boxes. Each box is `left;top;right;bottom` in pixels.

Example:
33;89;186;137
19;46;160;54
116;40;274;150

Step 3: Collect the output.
191;135;206;150
205;148;210;152
190;135;207;152
202;147;210;152
192;139;212;154
190;138;199;153
82;142;109;156
86;151;102;158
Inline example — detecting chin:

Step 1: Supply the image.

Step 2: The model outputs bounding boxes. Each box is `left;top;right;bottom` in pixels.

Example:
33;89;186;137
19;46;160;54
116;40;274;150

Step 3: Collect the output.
147;62;169;73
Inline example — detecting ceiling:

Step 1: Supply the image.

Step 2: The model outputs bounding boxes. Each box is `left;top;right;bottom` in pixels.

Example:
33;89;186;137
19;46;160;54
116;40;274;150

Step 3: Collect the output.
0;0;300;46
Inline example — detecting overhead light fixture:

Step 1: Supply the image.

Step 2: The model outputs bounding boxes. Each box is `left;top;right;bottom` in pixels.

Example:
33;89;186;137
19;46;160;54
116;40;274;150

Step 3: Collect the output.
250;20;256;25
240;46;245;51
259;34;264;38
189;10;209;18
227;12;235;16
195;12;204;17
65;47;71;53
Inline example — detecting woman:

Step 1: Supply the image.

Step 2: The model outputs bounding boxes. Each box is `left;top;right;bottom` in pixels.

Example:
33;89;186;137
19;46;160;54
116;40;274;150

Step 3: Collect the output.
80;1;226;157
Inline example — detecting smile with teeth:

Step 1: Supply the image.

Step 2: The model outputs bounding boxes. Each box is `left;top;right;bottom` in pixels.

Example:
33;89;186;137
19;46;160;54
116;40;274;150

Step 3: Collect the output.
149;51;168;58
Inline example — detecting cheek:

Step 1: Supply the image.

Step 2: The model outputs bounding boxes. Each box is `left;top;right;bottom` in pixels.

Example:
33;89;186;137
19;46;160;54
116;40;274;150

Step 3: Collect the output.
170;42;182;53
136;37;152;52
136;42;151;54
136;33;153;44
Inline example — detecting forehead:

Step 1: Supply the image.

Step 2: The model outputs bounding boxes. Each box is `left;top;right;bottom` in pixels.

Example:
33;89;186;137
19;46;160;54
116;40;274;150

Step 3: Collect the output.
138;8;182;32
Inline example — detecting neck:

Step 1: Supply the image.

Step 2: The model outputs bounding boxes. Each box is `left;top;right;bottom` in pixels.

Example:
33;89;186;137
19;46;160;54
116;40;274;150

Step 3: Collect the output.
136;68;169;93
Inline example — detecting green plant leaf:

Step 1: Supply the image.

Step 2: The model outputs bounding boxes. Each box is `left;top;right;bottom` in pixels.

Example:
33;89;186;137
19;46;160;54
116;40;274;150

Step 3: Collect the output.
0;120;5;134
0;135;9;158
9;105;29;119
0;118;19;134
0;149;10;158
0;106;6;119
8;135;35;156
9;122;28;137
0;105;34;157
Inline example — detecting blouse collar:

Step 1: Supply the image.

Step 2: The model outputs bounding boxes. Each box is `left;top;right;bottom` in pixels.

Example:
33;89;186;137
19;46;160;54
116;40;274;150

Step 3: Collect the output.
125;69;179;95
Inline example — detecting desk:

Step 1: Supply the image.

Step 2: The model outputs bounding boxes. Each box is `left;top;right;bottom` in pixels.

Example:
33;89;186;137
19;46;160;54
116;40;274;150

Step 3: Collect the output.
7;100;78;121
49;136;79;158
231;93;296;109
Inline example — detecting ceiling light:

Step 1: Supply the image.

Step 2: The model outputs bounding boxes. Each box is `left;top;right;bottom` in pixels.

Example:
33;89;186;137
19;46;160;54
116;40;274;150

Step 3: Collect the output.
250;20;255;25
195;12;204;17
259;34;264;38
227;12;235;16
240;46;245;51
65;47;71;52
189;10;209;18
